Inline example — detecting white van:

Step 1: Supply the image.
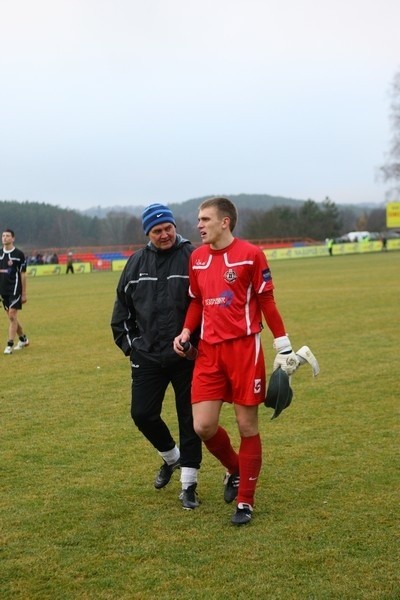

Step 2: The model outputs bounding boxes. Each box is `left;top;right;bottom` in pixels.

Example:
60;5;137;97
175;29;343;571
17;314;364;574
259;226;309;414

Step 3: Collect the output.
346;231;370;242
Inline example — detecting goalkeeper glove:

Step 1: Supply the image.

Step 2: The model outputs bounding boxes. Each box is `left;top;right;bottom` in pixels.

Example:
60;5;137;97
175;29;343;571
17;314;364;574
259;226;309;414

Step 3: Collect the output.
273;335;300;376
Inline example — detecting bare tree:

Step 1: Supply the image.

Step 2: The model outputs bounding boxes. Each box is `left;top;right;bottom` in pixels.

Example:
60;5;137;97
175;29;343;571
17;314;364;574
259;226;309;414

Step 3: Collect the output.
366;208;386;231
380;69;400;194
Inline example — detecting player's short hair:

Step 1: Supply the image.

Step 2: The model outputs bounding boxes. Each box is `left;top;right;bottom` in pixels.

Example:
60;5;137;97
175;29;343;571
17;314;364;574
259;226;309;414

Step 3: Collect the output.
3;228;15;237
199;197;238;232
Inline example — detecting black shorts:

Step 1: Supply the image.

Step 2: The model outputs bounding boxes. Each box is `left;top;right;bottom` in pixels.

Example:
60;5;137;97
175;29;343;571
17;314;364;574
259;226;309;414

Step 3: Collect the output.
0;295;22;310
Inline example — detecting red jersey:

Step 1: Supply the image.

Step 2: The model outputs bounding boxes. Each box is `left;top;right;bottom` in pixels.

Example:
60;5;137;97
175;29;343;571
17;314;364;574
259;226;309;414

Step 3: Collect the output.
185;238;281;344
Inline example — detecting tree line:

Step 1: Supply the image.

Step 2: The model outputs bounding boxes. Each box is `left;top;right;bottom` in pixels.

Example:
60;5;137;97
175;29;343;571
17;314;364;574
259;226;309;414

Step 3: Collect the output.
0;198;388;251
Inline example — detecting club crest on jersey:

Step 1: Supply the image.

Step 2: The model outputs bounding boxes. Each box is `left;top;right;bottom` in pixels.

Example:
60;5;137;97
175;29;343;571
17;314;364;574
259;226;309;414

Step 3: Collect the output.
223;268;237;284
8;260;13;267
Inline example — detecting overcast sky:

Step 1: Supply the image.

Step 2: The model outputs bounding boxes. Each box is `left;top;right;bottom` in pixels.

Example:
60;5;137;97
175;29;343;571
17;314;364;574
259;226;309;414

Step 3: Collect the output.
1;0;399;211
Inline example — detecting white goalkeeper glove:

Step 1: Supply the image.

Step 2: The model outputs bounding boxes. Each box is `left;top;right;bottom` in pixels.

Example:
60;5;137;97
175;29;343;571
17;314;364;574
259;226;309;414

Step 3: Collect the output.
273;335;300;376
295;345;320;377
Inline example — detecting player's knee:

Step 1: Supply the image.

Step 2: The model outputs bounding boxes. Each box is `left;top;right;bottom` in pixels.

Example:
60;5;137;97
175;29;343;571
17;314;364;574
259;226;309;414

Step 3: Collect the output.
235;414;257;437
193;420;217;441
237;420;258;438
131;406;156;429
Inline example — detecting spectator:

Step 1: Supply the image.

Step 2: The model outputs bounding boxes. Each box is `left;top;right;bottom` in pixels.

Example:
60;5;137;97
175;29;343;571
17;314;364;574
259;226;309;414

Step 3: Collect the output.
66;251;74;274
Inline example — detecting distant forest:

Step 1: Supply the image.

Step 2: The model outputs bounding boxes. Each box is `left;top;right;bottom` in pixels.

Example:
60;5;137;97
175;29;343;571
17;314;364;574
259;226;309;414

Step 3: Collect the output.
0;196;388;251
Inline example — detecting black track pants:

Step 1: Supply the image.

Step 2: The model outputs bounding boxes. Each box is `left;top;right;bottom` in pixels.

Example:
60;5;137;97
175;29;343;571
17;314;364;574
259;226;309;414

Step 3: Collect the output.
130;350;202;469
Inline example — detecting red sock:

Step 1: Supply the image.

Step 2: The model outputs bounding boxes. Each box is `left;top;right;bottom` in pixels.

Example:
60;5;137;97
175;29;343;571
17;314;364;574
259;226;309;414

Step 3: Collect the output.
204;426;239;474
237;434;262;507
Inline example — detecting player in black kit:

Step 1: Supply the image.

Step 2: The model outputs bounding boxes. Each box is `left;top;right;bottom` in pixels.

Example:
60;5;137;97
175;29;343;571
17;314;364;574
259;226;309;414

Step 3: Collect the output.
0;229;29;354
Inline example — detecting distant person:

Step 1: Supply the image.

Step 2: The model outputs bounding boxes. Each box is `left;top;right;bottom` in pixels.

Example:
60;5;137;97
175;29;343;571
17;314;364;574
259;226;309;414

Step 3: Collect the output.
66;251;74;274
0;229;29;354
381;235;387;252
173;197;300;526
111;204;202;509
327;238;334;256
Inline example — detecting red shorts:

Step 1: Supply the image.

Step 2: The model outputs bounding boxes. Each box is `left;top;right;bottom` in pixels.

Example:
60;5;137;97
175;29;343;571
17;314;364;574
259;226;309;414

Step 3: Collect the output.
191;334;266;406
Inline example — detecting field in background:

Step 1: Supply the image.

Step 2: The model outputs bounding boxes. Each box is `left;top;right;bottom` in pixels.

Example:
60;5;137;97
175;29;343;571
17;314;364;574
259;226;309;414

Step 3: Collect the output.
1;252;399;599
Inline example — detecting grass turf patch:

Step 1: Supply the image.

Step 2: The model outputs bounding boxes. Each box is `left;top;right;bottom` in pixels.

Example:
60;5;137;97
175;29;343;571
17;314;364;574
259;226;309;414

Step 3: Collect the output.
1;253;399;599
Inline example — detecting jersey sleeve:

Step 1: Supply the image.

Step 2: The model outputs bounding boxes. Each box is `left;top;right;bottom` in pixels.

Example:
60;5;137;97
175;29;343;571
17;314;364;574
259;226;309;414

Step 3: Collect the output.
20;251;27;272
183;297;203;332
252;248;275;293
254;250;286;337
183;254;203;332
110;265;138;356
258;290;286;338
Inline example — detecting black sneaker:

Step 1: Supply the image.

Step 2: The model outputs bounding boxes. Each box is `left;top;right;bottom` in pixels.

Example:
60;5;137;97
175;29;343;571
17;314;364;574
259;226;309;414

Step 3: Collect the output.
154;458;180;489
231;503;253;525
179;483;200;510
223;472;240;503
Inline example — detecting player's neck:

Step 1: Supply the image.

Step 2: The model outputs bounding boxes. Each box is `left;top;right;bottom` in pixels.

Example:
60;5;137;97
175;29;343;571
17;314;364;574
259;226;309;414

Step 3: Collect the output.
210;232;234;251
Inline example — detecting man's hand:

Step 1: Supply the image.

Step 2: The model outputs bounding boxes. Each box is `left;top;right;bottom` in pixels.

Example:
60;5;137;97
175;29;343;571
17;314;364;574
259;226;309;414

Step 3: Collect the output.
273;335;300;376
273;352;300;375
173;328;191;357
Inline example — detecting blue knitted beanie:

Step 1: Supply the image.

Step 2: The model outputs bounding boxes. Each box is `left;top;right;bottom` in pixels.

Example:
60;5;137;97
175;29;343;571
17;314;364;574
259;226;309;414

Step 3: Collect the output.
142;204;176;235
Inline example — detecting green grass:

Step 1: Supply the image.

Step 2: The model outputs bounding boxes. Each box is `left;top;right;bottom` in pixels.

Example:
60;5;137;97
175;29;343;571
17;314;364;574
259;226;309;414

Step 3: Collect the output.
1;252;399;599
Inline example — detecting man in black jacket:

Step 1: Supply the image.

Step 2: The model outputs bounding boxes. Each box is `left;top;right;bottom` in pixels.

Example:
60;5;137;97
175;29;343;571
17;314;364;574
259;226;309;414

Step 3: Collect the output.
111;204;202;509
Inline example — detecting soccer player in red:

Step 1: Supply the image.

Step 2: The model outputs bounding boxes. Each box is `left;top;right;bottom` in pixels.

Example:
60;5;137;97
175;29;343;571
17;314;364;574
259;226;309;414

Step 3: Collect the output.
173;197;299;525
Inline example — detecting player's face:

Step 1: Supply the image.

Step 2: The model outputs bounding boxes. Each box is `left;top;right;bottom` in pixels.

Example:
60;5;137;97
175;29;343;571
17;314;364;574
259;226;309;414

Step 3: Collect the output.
148;222;177;250
197;207;230;248
2;231;14;248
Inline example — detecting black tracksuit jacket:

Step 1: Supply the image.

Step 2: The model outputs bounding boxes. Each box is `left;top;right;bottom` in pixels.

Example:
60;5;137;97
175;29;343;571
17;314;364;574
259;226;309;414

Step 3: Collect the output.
111;235;195;363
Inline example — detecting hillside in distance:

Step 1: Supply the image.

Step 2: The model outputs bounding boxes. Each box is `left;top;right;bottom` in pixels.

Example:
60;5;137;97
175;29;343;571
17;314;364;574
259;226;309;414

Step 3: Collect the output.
81;193;308;219
82;193;380;221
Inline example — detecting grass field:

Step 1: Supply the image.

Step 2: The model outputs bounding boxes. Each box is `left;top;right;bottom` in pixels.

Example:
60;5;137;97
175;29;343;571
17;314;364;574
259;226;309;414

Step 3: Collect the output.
1;251;399;599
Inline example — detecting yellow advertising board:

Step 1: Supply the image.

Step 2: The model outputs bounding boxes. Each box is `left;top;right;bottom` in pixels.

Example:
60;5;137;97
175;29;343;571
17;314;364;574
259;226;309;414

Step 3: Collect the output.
26;262;92;276
23;243;400;278
264;246;327;260
262;239;400;260
112;259;128;272
386;202;400;228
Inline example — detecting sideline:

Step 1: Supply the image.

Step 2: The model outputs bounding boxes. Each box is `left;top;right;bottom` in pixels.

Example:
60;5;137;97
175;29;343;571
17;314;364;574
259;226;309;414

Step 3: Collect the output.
26;240;400;276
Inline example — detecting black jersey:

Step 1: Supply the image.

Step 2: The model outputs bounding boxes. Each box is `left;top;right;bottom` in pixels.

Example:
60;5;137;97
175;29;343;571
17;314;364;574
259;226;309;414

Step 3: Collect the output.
0;247;27;296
